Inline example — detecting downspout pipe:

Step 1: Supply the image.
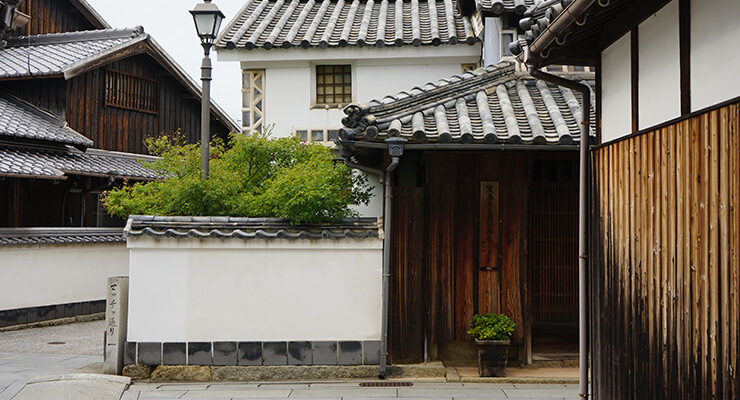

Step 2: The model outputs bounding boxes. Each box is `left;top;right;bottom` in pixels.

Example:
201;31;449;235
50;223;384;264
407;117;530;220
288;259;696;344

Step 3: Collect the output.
378;136;406;379
340;137;406;380
529;66;591;399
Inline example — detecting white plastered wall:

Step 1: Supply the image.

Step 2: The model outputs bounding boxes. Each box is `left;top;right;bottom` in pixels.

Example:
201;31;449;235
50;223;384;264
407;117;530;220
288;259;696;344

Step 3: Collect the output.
638;0;680;130
691;0;740;111
256;60;479;137
600;32;633;143
0;244;129;310
126;236;383;343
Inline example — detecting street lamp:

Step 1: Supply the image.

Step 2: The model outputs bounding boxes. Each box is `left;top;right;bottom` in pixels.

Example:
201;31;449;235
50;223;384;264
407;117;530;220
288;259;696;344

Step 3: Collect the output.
190;0;225;179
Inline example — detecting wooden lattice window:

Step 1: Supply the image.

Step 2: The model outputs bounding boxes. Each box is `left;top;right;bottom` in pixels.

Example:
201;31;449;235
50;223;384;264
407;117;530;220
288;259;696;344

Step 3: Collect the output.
104;69;159;114
242;69;265;133
316;65;351;105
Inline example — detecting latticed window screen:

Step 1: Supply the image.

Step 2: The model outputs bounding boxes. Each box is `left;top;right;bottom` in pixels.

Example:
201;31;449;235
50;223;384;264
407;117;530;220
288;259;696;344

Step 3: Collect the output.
242;69;265;133
316;65;352;105
104;69;158;114
295;129;340;144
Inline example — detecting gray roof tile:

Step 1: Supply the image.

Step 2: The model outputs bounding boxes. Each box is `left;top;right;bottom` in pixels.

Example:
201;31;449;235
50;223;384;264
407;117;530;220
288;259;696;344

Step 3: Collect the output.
0;145;160;180
477;0;538;15
0;27;146;79
340;61;595;145
125;215;381;240
0;228;124;246
0;91;93;147
218;0;480;49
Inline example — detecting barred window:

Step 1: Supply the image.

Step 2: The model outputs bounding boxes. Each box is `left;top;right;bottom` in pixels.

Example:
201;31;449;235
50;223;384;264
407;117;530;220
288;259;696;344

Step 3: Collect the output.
316;65;352;105
242;69;265;133
104;69;159;114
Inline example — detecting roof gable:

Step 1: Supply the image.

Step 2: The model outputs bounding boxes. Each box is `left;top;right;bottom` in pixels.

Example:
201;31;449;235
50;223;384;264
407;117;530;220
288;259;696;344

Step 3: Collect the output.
0;27;239;133
218;0;479;50
341;61;595;145
0;27;147;79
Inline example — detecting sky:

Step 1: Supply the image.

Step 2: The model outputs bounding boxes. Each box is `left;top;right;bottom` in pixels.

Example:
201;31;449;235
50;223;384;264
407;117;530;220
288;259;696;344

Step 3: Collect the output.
85;0;244;125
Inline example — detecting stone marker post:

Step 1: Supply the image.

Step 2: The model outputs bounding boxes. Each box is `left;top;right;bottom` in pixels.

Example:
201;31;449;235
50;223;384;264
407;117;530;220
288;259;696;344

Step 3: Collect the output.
104;276;129;375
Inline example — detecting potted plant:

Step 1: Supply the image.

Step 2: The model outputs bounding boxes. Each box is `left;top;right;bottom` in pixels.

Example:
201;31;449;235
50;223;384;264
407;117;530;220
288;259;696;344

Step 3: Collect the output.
467;313;515;377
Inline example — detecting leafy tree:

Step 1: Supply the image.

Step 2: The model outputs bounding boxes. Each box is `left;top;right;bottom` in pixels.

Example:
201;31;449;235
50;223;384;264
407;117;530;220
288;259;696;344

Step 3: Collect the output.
103;131;372;224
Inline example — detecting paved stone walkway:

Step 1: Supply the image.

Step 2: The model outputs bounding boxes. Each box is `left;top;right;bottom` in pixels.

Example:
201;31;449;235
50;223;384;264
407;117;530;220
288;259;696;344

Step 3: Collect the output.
0;321;582;399
123;381;579;399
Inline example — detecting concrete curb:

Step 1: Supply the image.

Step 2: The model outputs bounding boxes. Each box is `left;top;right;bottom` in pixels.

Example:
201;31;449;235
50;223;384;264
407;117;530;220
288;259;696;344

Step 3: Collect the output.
26;374;131;386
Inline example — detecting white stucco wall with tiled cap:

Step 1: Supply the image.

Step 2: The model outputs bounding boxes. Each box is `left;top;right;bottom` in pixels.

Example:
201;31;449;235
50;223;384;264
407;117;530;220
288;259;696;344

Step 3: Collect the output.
126;234;383;343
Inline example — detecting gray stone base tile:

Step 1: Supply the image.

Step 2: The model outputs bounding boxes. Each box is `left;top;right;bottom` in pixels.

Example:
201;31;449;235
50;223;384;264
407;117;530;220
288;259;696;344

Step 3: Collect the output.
338;341;362;365
213;342;237;366
288;342;312;365
138;342;162;366
262;342;287;366
162;343;186;365
124;342;137;366
187;342;212;366
237;342;262;366
312;341;338;365
362;341;380;365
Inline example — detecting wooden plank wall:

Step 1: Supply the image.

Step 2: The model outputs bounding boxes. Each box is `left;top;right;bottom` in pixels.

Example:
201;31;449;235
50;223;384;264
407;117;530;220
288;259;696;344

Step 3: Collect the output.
66;54;229;154
424;152;527;345
17;0;97;36
591;101;739;399
389;186;426;363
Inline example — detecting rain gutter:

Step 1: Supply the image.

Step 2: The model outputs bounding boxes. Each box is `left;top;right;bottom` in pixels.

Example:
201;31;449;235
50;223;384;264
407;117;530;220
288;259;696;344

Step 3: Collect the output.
527;0;596;61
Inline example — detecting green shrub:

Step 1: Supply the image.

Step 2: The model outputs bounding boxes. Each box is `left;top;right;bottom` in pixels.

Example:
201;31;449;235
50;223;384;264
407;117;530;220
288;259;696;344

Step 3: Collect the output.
103;131;372;224
467;313;516;341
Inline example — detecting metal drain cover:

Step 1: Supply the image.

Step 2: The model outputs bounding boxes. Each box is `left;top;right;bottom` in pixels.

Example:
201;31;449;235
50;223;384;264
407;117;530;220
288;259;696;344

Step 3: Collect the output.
359;382;413;387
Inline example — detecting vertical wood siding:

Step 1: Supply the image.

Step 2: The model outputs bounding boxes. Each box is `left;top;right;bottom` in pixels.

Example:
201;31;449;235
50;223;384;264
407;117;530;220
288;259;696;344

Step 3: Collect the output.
389;187;426;362
390;151;562;361
65;54;229;154
17;0;97;36
591;101;740;399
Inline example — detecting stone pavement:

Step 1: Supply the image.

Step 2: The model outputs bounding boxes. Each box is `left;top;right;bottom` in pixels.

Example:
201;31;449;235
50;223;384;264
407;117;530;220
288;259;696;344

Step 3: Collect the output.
0;321;581;399
122;381;579;399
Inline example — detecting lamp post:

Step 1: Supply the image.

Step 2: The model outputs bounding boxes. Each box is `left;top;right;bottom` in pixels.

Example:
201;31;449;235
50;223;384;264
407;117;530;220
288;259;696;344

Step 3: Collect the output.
190;0;224;179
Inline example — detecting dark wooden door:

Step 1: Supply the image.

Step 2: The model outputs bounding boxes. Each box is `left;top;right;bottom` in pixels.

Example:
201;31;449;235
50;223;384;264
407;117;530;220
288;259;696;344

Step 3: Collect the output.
528;158;579;330
389;186;426;363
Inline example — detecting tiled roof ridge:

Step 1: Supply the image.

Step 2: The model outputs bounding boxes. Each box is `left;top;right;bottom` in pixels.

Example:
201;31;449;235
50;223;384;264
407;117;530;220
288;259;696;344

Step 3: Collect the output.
0;227;125;247
218;0;478;50
5;26;145;47
0;91;93;147
342;61;515;132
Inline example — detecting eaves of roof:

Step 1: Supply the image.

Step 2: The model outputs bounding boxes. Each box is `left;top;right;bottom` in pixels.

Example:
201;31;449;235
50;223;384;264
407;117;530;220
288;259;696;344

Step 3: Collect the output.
514;0;664;67
0;143;161;180
0;91;93;148
340;60;596;146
